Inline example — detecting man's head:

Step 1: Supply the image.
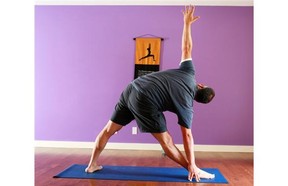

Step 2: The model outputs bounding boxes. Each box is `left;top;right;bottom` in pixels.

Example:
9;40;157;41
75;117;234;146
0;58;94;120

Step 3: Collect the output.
194;84;215;104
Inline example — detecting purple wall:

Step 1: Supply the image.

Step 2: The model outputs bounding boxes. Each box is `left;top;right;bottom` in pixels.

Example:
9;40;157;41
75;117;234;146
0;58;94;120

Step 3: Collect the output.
35;6;253;145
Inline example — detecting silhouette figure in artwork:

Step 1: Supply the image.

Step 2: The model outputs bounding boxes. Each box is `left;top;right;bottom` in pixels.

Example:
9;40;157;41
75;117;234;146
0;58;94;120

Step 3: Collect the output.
139;43;155;62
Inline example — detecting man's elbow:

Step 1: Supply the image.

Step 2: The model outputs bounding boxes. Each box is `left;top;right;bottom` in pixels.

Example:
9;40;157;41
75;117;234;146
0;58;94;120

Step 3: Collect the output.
184;132;192;141
182;47;192;60
182;45;191;52
181;126;193;139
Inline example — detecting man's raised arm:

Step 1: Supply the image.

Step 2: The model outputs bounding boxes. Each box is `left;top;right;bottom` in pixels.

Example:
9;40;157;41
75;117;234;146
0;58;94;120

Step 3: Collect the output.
181;5;200;61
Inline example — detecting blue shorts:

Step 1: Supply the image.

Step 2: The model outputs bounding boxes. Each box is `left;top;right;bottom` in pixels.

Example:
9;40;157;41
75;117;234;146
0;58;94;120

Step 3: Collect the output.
110;83;167;133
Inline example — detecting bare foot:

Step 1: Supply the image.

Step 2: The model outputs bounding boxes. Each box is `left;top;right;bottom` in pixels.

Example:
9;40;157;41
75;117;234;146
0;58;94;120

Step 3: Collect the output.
198;169;215;179
85;165;103;173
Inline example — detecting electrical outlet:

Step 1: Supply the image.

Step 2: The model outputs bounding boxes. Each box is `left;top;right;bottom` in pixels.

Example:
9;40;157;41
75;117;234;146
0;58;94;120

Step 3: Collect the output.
132;127;137;135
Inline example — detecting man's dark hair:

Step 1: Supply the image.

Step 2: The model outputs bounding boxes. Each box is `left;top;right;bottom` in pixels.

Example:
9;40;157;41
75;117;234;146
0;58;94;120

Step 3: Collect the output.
194;87;215;104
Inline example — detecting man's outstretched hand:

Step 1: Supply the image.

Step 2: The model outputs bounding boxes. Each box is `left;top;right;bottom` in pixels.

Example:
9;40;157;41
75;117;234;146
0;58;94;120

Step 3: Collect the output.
188;164;216;182
187;164;201;182
182;5;200;25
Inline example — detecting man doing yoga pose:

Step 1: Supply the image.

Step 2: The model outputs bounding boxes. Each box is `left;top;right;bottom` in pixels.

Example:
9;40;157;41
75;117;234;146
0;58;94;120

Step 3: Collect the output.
85;5;215;182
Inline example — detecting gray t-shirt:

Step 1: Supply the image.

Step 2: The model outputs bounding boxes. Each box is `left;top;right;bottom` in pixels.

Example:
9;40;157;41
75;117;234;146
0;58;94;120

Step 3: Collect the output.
132;59;197;128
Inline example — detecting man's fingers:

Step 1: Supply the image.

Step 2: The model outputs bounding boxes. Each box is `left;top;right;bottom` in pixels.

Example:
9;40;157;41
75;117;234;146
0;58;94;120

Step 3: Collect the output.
196;173;201;182
183;5;197;16
191;5;195;13
182;6;187;15
188;172;193;181
188;172;202;182
185;5;189;13
192;16;200;22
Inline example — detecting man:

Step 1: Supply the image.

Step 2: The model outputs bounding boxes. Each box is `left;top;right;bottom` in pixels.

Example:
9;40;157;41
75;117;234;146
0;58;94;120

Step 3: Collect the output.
85;5;215;182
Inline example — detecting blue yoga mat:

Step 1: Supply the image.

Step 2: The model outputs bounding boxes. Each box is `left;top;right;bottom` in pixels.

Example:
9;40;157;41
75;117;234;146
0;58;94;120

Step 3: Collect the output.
54;164;228;183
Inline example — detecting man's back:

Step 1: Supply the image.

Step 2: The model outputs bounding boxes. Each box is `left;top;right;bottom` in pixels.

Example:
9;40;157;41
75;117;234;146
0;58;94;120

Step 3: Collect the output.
132;59;197;127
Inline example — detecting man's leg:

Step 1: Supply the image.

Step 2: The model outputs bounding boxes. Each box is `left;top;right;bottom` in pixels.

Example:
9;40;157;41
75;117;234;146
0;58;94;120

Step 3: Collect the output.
85;120;123;173
152;132;188;168
152;131;215;179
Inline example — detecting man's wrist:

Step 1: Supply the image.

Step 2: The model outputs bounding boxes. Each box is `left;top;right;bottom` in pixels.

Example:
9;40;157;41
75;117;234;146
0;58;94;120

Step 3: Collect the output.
184;22;192;26
188;163;196;168
188;160;196;166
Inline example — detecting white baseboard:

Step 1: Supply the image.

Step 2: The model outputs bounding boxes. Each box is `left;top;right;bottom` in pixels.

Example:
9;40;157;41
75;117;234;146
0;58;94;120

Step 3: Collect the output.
35;140;253;153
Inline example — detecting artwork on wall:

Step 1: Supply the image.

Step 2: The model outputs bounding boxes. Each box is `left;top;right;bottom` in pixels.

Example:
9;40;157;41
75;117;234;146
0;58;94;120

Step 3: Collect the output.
133;36;163;79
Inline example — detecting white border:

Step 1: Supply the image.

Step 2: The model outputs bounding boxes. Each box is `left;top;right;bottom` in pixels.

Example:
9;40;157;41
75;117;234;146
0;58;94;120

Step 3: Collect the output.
35;141;253;152
35;0;253;6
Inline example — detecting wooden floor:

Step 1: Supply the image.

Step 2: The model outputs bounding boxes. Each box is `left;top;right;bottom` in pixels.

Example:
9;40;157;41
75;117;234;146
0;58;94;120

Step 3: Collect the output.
35;147;253;186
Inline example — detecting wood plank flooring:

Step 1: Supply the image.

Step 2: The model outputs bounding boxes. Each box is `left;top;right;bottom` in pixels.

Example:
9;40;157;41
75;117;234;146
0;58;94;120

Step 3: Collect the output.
35;147;253;186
